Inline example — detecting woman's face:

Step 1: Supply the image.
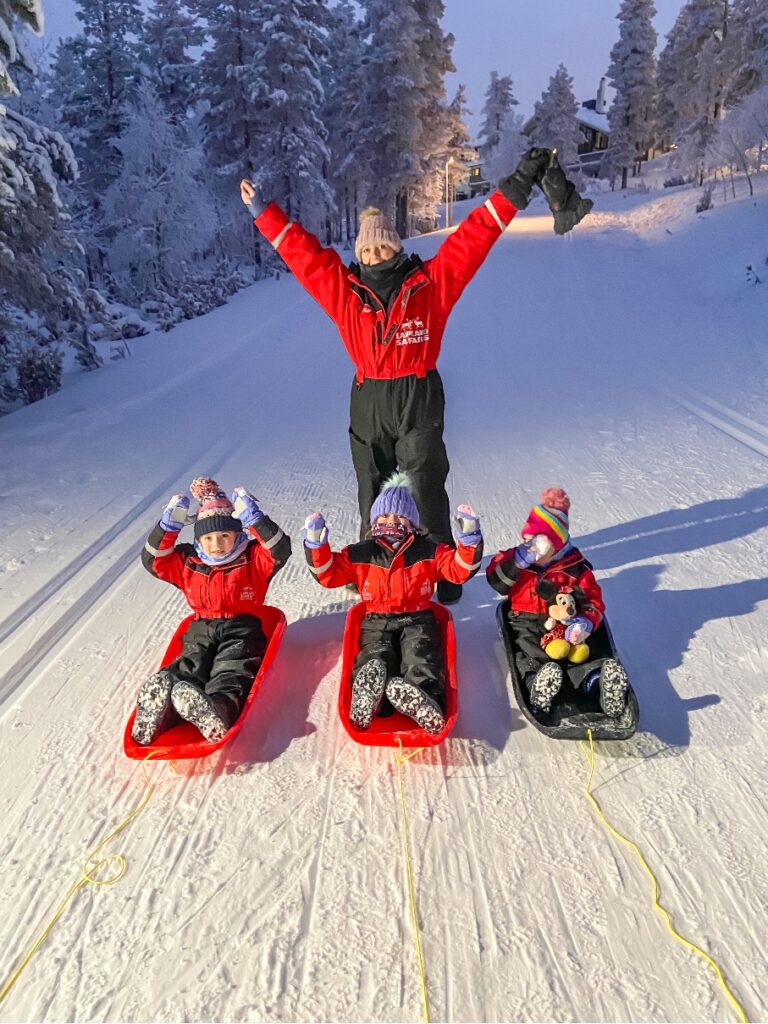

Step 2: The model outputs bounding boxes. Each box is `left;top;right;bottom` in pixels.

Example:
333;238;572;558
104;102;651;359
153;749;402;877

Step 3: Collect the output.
360;242;398;266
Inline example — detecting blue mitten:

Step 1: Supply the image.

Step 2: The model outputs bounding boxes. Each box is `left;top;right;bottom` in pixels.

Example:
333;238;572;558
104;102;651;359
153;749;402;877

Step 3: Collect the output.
513;542;537;568
231;486;263;528
454;504;482;545
564;616;593;645
160;493;191;533
303;512;328;549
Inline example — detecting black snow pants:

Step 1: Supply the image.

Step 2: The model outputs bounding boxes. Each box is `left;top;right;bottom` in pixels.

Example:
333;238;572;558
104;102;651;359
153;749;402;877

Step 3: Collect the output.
165;614;267;725
349;370;452;546
353;609;446;713
508;611;613;695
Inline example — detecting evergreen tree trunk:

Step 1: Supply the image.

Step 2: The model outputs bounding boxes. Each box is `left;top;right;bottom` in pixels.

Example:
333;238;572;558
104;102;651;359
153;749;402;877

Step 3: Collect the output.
395;189;408;239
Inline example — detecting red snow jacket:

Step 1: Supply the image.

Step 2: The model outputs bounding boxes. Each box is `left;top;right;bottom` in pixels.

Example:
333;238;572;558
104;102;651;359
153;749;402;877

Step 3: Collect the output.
486;545;605;632
141;516;291;619
254;193;517;383
305;531;483;614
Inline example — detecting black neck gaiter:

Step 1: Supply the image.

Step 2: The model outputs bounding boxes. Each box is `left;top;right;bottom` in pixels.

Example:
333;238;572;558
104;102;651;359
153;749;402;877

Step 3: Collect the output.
358;251;411;309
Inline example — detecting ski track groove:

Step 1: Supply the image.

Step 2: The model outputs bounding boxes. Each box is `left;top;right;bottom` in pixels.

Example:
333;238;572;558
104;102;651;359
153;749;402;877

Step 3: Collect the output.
0;439;236;715
665;383;768;462
293;714;343;1014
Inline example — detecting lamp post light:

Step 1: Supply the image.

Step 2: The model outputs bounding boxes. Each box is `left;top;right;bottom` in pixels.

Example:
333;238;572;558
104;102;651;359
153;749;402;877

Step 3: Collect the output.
445;156;454;228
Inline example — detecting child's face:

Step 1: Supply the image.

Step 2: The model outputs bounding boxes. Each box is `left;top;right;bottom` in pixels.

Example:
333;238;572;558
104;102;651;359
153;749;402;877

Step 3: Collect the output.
375;513;413;530
522;533;555;564
199;531;238;558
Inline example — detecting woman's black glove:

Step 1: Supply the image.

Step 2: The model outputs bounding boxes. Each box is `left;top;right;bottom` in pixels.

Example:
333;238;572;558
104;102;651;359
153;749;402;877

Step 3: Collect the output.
538;151;594;235
498;148;551;210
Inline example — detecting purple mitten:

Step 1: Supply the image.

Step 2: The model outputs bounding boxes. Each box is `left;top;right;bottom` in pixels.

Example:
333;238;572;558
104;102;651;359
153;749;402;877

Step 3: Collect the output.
564;616;593;645
231;486;263;528
454;503;482;545
160;494;190;533
303;512;328;549
513;542;537;568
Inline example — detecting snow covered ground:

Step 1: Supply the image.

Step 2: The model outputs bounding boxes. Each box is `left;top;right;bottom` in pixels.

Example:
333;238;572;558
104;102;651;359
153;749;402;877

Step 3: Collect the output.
1;177;768;1023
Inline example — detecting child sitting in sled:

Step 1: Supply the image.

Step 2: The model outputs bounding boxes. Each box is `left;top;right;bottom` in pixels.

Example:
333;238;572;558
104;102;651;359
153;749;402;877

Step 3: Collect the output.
303;473;482;734
486;487;628;719
131;477;291;745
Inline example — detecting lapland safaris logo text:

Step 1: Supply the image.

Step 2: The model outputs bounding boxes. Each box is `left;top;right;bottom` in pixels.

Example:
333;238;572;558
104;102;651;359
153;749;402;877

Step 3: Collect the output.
395;317;428;346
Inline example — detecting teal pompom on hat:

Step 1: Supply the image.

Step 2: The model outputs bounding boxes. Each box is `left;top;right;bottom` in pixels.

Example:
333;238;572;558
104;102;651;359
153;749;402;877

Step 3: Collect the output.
369;471;420;527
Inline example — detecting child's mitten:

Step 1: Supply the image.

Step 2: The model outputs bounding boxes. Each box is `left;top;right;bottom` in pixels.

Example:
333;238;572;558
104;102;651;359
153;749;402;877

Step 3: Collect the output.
160;493;191;533
454;504;482;545
231;486;263;528
564;616;593;645
303;512;328;548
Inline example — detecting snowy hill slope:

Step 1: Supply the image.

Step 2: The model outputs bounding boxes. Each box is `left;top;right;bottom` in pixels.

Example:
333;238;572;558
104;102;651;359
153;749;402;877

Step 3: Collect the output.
1;183;767;1022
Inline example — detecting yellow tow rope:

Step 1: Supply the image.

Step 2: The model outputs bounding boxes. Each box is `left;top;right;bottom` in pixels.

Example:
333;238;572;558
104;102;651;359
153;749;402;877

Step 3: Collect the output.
580;729;749;1023
0;752;161;1007
394;738;431;1023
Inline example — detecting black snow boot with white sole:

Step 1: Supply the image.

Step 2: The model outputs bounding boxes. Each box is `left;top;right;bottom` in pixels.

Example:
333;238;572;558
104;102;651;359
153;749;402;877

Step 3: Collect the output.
529;662;563;717
386;677;445;735
170;681;231;743
132;670;174;746
350;658;387;730
599;659;629;718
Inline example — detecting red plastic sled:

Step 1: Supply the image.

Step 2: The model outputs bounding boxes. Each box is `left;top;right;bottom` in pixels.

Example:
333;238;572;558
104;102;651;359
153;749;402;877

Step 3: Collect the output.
338;601;457;748
123;605;287;760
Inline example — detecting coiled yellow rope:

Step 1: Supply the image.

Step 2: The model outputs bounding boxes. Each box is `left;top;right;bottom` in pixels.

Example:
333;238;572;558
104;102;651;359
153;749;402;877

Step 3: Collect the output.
580;729;749;1023
394;739;431;1023
0;751;161;1007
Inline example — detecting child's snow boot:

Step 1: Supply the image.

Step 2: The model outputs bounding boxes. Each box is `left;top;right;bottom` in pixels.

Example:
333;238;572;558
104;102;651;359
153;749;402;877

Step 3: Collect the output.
385;677;445;734
349;658;387;729
132;670;174;745
598;660;629;718
170;681;231;743
529;662;563;715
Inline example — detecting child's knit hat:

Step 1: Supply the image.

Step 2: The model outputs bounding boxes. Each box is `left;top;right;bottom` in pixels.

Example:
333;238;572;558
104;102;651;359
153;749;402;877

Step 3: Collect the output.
521;487;571;551
370;471;420;527
190;477;242;539
355;206;403;263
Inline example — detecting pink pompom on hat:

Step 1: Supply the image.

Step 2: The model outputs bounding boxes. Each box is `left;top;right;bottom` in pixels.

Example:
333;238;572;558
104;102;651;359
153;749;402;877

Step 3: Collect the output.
190;476;242;539
520;487;571;551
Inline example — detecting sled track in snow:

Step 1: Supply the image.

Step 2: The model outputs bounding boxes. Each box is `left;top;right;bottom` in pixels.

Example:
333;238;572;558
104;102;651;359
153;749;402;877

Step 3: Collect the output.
665;384;768;461
0;441;235;715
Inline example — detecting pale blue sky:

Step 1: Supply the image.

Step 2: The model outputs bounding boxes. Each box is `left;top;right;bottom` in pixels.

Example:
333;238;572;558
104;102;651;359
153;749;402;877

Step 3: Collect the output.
39;0;683;132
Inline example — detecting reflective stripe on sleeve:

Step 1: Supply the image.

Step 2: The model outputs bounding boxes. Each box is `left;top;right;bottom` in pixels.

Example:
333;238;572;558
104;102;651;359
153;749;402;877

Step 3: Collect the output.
494;563;517;587
484;197;506;232
263;528;285;550
271;221;293;250
308;555;333;576
145;542;175;558
455;551;482;572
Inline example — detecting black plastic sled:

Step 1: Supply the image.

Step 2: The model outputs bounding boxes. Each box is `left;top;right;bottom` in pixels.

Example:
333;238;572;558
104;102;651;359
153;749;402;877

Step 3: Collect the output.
496;600;639;740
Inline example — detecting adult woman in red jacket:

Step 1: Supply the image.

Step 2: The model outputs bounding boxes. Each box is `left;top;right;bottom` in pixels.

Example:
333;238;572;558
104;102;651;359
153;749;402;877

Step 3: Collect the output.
240;150;590;604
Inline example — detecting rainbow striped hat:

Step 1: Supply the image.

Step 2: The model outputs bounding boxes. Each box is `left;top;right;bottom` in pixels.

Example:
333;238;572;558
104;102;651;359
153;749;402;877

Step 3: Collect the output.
521;488;571;551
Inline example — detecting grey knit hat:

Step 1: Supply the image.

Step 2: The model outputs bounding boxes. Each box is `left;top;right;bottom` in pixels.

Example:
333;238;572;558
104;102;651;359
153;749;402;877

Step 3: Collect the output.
354;206;403;263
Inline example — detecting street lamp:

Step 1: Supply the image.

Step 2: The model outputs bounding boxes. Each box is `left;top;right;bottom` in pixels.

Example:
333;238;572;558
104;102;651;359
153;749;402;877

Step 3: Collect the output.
445;156;454;228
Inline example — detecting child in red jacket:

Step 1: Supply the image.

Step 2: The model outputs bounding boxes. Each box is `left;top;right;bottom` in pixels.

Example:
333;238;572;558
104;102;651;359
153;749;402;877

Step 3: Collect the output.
132;477;291;744
486;488;628;719
303;473;482;734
